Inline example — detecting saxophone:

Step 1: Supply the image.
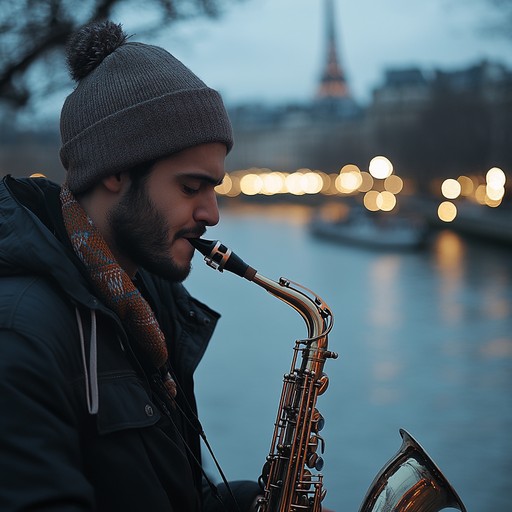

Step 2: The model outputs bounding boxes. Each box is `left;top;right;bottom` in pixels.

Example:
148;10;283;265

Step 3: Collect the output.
190;238;467;512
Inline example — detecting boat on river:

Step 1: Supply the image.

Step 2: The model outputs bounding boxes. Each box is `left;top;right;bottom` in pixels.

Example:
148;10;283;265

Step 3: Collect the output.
310;207;429;250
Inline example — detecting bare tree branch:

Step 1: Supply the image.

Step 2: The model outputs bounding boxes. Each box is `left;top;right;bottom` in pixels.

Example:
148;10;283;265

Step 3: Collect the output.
0;0;244;114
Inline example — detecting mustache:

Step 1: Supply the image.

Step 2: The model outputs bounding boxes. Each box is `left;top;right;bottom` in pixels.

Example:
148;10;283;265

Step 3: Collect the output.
174;226;206;241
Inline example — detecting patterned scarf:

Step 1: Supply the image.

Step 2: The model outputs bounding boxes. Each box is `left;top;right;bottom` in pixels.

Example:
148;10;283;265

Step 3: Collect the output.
60;183;177;399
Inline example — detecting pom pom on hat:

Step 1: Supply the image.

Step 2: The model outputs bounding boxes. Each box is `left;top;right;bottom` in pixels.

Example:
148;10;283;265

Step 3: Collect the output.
66;21;128;81
60;20;233;194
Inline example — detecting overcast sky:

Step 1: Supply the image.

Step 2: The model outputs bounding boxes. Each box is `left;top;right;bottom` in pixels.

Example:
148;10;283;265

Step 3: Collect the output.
120;0;511;106
28;0;512;123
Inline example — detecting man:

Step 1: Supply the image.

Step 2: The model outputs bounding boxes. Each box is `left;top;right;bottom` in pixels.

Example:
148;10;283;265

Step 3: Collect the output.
0;20;260;511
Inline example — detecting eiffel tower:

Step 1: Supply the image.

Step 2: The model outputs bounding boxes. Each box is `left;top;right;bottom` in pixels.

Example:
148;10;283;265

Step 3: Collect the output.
316;0;350;100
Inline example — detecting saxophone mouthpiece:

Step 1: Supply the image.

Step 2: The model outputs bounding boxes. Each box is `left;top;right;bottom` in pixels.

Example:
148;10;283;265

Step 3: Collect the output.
190;238;257;281
188;237;217;256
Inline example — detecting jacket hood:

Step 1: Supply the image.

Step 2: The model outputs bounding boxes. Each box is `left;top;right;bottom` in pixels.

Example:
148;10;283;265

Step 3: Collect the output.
0;175;96;308
0;175;219;374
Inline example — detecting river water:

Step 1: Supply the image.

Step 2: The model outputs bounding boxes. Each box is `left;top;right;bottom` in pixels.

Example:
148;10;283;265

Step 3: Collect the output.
186;203;512;512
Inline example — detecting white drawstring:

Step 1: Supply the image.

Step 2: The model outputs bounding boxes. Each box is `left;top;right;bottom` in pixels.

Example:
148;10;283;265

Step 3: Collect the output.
76;308;99;415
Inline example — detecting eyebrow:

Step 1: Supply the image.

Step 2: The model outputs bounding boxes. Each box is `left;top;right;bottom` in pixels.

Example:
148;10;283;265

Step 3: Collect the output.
177;172;225;187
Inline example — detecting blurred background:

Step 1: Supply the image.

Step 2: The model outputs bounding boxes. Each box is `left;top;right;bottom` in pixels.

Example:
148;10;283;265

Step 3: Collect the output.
1;0;512;510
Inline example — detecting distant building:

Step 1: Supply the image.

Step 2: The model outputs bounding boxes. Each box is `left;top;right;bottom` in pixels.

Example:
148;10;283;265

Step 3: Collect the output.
3;2;511;190
227;0;365;173
434;59;512;94
228;46;512;188
369;67;432;129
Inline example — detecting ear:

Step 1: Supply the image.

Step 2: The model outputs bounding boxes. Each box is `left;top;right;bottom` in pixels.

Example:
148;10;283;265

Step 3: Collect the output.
102;172;130;194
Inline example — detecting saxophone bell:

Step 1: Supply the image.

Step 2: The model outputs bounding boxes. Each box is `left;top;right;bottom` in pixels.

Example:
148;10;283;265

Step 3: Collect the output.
359;429;467;512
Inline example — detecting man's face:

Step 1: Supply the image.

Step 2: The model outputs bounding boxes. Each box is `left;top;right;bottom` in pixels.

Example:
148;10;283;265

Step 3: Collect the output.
108;142;226;282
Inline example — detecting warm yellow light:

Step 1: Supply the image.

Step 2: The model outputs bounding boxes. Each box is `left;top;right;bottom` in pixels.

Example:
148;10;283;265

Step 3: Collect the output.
486;167;506;188
325;173;340;195
438;201;457;222
363;190;380;211
441;178;461;199
340;163;360;174
30;173;46;178
475;184;487;204
285;172;306;195
317;172;332;194
376;191;397;211
457;175;474;196
240;173;263;195
215;175;233;195
261;172;286;195
301;172;324;194
384;175;403;194
219;173;241;197
485;195;502;207
369;156;393;179
228;174;242;197
336;170;362;193
486;184;504;201
359;171;374;192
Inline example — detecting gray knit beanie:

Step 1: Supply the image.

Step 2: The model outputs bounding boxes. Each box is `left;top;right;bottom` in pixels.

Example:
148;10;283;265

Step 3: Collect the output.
60;21;233;194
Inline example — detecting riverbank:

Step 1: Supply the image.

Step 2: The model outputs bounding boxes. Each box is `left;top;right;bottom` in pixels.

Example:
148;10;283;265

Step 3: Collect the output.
408;196;512;247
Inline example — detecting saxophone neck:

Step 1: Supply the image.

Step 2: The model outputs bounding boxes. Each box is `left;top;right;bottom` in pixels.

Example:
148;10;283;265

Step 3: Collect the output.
189;237;334;343
252;273;333;343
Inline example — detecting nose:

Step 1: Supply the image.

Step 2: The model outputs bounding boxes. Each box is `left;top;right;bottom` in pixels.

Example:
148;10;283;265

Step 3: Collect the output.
194;189;220;226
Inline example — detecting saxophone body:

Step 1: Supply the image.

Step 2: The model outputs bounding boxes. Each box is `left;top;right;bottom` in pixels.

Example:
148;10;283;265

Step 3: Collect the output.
190;238;335;511
190;238;467;512
250;274;335;512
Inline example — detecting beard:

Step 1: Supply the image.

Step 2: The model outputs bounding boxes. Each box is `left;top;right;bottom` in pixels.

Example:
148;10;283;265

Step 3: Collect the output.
108;181;192;283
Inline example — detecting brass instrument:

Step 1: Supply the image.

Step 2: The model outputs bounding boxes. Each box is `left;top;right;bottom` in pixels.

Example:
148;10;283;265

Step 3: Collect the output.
359;428;466;512
191;238;467;512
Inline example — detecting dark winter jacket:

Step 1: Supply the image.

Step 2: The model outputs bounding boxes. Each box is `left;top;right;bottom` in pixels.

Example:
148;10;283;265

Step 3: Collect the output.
0;175;259;511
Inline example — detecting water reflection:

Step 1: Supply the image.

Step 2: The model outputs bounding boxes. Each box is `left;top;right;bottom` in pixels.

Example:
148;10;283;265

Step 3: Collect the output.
366;256;405;406
433;230;466;324
188;205;512;512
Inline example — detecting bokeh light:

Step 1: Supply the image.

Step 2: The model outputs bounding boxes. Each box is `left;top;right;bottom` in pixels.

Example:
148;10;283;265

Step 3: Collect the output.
240;173;263;195
359;171;374;192
376;191;397;211
363;190;380;211
384;175;403;194
285;172;306;195
215;174;233;195
261;172;285;195
441;178;461;199
300;171;324;194
336;166;363;193
369;156;393;179
457;175;474;196
438;201;457;222
486;167;506;188
475;184;487;204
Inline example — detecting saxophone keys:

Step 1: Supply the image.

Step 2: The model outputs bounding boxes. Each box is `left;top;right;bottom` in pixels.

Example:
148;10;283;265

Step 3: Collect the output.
324;350;338;359
306;452;325;471
316;373;329;395
308;435;319;452
308;433;325;454
297;469;312;490
311;409;325;432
